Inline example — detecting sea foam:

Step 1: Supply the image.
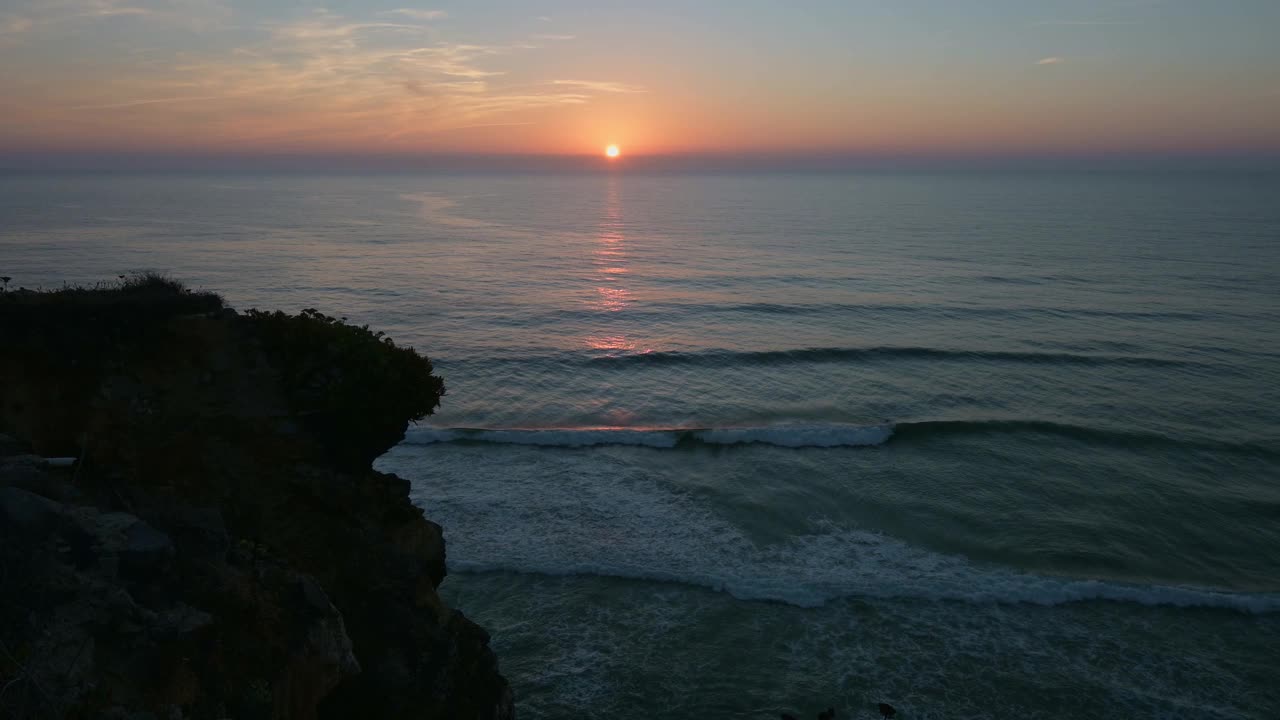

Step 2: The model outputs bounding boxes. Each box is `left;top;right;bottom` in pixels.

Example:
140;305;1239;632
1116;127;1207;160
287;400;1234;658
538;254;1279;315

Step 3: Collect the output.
403;420;1276;457
382;445;1280;615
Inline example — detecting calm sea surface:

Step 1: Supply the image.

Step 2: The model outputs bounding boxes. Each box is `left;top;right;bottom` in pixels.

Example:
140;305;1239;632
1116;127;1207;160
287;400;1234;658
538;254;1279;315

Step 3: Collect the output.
3;170;1279;718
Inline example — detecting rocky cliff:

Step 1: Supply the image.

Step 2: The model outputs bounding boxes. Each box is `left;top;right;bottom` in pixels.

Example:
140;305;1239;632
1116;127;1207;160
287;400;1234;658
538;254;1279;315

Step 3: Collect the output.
0;276;513;719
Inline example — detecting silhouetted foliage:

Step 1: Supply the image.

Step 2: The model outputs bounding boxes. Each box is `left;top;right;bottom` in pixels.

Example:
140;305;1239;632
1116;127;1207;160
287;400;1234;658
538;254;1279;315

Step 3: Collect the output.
240;307;445;468
0;272;224;338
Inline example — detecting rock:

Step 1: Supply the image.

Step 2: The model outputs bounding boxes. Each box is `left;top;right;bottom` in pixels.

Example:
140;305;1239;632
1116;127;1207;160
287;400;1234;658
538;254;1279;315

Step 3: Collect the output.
0;484;64;534
0;431;25;455
155;604;214;636
0;293;511;719
299;576;335;614
121;520;176;578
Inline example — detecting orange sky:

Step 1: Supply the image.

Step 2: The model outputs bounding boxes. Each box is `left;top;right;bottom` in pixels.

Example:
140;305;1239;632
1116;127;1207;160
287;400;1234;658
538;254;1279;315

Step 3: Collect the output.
1;1;1278;159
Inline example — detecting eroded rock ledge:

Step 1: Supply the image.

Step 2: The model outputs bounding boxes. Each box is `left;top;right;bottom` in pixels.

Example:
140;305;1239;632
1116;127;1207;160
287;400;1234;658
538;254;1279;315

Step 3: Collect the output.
0;277;513;719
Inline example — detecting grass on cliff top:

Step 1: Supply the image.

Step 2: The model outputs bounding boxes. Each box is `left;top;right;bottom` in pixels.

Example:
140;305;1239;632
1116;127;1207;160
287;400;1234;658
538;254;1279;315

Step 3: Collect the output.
1;273;227;356
0;272;225;317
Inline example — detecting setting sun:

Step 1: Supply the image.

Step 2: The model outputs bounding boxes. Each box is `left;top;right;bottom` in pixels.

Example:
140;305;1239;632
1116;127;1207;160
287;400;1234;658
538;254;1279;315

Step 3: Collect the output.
605;145;620;158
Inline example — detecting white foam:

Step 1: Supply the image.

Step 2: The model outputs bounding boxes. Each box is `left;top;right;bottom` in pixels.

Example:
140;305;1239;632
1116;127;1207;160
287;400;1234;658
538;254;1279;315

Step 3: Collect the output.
407;427;680;448
380;447;1280;615
448;531;1279;614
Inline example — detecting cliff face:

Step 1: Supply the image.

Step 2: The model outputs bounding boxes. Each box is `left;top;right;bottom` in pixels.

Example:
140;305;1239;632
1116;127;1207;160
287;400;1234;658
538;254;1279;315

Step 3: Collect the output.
0;281;513;719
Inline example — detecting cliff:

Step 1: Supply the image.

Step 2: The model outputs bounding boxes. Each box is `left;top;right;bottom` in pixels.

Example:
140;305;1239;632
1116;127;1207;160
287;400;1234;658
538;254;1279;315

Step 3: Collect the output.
0;276;514;719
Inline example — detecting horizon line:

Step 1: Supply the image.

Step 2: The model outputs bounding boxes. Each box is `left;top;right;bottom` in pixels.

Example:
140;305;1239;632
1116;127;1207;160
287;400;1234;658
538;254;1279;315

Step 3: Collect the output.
3;148;1279;173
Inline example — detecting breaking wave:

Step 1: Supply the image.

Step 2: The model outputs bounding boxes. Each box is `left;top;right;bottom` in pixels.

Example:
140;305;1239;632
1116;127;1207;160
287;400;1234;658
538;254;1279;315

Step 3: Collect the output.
402;420;1275;457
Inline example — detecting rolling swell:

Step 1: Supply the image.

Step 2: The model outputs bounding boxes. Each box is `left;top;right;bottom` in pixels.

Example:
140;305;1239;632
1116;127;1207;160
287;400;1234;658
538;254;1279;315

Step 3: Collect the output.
450;558;1280;614
584;346;1200;369
536;301;1236;323
402;420;1277;457
893;419;1279;457
404;424;894;449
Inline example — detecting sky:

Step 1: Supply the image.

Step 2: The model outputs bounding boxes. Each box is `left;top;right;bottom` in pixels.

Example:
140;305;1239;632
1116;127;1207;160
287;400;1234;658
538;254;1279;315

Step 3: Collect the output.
0;0;1277;163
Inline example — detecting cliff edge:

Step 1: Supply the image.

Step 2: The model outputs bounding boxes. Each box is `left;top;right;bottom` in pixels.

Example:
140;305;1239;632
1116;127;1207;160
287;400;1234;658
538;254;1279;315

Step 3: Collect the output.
0;276;513;719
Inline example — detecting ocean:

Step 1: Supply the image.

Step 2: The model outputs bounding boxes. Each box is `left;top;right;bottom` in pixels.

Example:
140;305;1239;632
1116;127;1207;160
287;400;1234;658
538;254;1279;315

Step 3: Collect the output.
3;169;1278;718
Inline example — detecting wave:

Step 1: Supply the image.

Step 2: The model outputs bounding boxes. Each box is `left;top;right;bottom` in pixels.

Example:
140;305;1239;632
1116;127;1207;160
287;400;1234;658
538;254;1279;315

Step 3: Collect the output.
451;558;1280;614
538;301;1233;323
403;419;1276;456
383;423;1280;614
384;452;1280;614
441;343;1256;373
893;419;1279;456
580;346;1199;369
404;424;894;449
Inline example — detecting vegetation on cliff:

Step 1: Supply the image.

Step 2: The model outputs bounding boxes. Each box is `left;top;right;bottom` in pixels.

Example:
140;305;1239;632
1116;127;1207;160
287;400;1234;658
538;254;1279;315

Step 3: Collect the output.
0;277;512;719
0;271;225;337
241;308;444;470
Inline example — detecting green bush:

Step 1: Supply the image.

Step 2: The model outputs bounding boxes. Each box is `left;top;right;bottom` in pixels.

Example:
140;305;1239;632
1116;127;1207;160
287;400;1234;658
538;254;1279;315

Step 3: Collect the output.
240;308;445;468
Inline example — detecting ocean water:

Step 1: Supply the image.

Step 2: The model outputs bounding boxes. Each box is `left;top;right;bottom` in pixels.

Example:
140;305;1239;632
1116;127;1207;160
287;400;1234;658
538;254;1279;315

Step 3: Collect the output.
3;169;1279;718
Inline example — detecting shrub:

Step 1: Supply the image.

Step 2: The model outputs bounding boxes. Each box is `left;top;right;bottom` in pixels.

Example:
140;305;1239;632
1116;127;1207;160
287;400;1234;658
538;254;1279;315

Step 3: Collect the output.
240;308;445;468
0;272;224;338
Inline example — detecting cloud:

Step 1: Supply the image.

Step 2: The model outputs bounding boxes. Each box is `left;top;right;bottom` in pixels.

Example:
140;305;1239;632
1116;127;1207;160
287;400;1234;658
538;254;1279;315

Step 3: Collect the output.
0;17;35;34
401;44;508;78
1032;20;1136;26
552;79;645;93
71;94;226;109
270;11;425;41
0;0;230;40
1036;57;1065;65
1;5;630;149
385;9;447;21
532;33;575;41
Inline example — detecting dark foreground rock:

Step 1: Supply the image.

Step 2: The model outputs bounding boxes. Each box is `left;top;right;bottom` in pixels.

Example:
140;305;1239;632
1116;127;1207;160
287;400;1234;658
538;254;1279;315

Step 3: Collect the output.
0;278;513;719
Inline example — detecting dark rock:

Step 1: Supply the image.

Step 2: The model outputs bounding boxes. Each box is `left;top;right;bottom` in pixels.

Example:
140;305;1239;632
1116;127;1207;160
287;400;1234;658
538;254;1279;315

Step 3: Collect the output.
0;484;64;534
0;296;511;719
0;431;26;455
121;520;176;578
299;576;335;614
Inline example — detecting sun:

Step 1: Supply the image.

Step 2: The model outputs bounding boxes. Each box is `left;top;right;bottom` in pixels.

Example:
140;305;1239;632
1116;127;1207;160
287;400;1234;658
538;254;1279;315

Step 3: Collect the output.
605;144;620;158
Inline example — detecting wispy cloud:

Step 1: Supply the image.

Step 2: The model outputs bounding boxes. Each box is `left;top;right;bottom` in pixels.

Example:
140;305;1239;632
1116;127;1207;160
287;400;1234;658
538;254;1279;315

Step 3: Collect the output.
71;94;226;109
90;5;151;17
270;11;425;41
0;17;35;34
22;9;628;147
1032;19;1137;27
0;0;229;40
1;4;645;150
552;79;645;93
1036;57;1065;65
402;44;507;78
384;9;447;21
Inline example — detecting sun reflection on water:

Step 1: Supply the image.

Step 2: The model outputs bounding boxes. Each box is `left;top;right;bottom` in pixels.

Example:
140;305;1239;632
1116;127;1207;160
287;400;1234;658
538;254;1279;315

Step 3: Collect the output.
586;176;647;354
593;177;630;314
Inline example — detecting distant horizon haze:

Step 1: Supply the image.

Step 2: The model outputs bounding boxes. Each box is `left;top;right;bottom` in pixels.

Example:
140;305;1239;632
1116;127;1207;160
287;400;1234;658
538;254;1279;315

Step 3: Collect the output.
4;149;1279;174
